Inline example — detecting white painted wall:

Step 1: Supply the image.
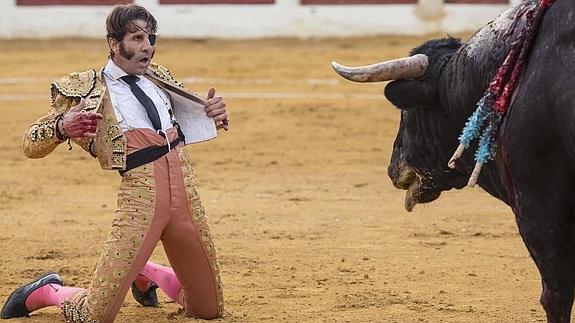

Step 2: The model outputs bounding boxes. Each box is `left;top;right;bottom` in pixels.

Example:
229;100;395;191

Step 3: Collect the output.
0;0;520;39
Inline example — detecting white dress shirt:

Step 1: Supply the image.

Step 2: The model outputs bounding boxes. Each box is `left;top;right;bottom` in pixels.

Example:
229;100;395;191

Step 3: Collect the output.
103;59;173;133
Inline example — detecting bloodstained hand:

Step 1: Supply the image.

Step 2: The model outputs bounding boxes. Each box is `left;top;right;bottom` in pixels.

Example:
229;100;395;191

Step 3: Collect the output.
62;99;103;138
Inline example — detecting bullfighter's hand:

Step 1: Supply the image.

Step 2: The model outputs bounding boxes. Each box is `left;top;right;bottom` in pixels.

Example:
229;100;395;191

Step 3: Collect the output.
62;99;103;138
205;87;229;131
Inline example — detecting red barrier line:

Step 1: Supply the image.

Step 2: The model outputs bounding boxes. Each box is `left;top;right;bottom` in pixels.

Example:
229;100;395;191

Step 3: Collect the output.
17;0;132;5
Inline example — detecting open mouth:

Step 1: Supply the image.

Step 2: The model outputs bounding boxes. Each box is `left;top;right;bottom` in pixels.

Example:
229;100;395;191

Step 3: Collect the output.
404;175;441;212
390;166;442;212
139;57;150;65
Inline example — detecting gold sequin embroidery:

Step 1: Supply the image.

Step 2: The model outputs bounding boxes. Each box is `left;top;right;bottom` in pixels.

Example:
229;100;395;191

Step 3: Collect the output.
149;63;184;88
51;70;97;102
29;119;56;142
62;165;155;322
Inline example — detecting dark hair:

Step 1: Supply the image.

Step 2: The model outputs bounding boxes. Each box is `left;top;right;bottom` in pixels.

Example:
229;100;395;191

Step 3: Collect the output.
106;4;157;57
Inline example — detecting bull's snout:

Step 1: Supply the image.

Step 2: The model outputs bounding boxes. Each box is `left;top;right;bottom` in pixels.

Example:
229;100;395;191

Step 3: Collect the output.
388;161;416;190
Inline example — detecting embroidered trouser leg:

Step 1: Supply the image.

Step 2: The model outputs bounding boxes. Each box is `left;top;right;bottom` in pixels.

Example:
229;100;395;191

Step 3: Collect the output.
63;163;161;323
62;129;223;322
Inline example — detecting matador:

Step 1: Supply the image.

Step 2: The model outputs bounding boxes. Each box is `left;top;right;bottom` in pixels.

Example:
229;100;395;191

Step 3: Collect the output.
1;4;227;322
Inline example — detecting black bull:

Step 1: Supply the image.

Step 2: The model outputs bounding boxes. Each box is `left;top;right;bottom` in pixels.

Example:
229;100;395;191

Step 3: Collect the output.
332;0;575;322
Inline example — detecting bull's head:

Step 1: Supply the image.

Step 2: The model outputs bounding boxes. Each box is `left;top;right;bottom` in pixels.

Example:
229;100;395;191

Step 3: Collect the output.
333;38;470;212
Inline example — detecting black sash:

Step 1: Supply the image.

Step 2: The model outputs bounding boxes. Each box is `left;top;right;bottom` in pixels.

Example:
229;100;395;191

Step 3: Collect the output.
119;132;184;176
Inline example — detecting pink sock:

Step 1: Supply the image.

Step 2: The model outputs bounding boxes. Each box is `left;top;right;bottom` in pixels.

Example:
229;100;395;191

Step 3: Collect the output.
140;261;181;302
25;284;83;312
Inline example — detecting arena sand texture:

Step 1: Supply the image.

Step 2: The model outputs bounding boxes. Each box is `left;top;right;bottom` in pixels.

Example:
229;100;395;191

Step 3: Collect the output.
0;37;549;322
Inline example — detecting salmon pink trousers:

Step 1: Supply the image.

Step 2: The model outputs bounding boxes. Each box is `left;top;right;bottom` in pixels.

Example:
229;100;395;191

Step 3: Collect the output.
62;128;223;322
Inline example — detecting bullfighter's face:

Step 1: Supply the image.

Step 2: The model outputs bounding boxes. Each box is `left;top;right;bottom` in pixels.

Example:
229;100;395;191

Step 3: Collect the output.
110;19;156;76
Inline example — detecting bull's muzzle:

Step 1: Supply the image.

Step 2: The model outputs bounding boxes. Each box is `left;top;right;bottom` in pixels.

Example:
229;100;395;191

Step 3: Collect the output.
388;162;425;212
388;162;416;190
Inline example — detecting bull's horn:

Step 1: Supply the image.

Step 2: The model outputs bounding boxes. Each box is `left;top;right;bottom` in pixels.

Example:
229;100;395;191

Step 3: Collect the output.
331;54;429;82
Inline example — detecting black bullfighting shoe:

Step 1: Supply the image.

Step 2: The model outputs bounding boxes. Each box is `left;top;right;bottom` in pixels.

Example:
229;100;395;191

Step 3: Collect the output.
130;281;159;308
1;272;63;319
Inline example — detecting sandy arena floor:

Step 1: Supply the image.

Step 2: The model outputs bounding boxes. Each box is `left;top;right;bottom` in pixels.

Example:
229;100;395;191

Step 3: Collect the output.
0;37;549;322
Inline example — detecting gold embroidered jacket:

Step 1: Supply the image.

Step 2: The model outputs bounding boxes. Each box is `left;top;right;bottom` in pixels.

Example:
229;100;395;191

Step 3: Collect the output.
22;63;186;170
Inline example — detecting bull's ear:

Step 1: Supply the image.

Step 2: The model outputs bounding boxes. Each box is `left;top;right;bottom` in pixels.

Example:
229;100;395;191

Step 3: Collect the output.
384;80;436;110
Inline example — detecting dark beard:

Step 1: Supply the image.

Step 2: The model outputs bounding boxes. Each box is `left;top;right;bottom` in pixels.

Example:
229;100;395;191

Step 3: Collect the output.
119;42;135;60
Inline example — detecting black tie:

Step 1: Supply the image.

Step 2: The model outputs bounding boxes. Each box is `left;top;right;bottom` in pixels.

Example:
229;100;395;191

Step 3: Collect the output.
121;75;162;131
